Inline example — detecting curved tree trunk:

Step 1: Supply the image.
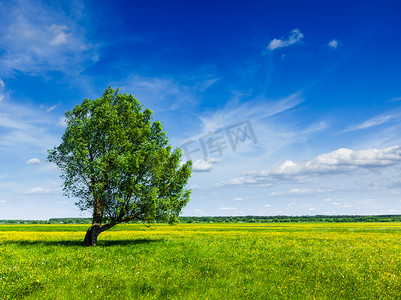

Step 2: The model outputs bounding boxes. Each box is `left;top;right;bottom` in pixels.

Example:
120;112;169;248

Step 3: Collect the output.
84;223;115;246
84;224;102;246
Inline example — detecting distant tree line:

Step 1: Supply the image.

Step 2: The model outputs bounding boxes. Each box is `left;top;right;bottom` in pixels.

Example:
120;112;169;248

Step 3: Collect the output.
178;215;401;223
2;215;401;224
0;218;92;224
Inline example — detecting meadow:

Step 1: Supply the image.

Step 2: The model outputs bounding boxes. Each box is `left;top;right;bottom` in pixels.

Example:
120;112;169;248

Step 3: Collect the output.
1;223;401;299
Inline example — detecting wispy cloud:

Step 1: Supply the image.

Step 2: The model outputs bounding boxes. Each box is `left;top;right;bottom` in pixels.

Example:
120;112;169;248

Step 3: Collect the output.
0;78;5;102
343;111;401;132
0;0;98;76
220;146;401;187
174;92;306;167
0;99;59;152
46;105;57;112
118;74;218;112
270;188;335;196
19;186;60;195
267;29;304;51
198;92;304;134
218;207;237;211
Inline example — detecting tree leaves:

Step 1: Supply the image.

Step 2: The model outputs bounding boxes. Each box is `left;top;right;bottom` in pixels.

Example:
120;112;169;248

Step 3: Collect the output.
48;87;192;228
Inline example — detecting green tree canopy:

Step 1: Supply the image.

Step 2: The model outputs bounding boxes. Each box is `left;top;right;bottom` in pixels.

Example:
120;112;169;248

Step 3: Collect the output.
48;87;192;246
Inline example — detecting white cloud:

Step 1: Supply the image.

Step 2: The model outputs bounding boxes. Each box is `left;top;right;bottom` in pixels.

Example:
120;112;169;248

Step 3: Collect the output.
195;78;219;91
267;29;304;51
0;101;58;151
0;78;5;102
26;158;40;165
289;188;314;194
328;39;339;49
275;146;401;173
218;207;237;210
234;197;244;201
264;204;271;207
269;188;334;196
220;146;401;186
192;160;213;172
119;74;205;112
0;0;98;76
0;200;7;203
20;186;60;195
192;158;222;172
46;105;57;112
49;25;69;46
390;97;401;102
198;92;303;134
343;111;401;132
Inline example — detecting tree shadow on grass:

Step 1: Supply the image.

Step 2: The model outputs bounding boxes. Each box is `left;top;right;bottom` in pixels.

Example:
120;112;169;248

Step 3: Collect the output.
1;238;164;247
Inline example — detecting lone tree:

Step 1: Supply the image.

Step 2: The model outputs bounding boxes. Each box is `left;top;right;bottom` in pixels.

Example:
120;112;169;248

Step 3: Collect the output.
48;87;192;246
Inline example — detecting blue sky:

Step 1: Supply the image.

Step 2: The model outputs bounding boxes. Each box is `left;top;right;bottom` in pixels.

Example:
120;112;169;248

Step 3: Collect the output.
1;0;401;219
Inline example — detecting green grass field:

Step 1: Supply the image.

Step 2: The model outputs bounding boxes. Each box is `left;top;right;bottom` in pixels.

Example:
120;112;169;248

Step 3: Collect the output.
1;223;401;299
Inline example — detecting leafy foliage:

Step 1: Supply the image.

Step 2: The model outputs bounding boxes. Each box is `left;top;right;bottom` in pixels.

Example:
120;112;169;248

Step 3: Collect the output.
48;87;192;230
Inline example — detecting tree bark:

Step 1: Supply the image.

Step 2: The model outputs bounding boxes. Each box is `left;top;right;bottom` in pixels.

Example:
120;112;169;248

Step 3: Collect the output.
84;224;102;246
84;197;105;246
84;223;116;246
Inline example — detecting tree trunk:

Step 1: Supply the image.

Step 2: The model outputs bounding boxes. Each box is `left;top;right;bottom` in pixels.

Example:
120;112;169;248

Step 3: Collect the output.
85;198;105;246
84;224;102;246
84;223;115;246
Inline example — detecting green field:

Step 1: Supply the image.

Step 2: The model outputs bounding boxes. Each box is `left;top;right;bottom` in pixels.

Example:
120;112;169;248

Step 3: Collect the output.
1;223;401;299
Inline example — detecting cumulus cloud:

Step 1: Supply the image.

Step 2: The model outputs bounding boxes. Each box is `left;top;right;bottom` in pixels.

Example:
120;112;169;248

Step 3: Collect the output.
0;79;4;88
26;158;40;165
192;158;222;172
267;29;304;51
220;146;401;186
328;39;339;49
